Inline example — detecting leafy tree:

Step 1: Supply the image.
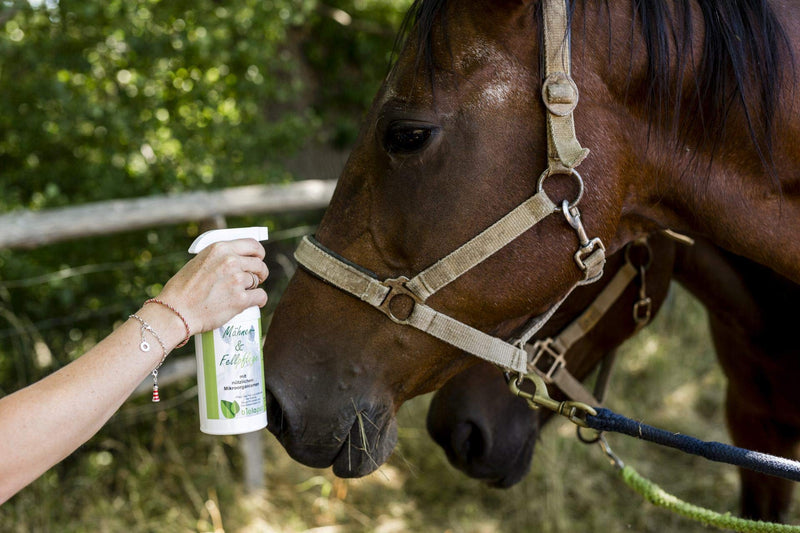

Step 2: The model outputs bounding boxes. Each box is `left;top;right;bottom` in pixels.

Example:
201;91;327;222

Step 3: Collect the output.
0;0;318;210
0;0;409;385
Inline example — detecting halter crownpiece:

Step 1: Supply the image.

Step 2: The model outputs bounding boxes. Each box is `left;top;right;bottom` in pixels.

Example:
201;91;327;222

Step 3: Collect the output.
293;0;604;374
541;0;589;172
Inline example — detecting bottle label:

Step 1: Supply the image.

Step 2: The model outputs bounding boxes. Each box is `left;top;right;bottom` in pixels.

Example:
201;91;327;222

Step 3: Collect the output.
201;317;266;420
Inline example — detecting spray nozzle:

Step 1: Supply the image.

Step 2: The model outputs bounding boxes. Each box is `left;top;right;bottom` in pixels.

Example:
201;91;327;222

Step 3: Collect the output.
188;227;269;254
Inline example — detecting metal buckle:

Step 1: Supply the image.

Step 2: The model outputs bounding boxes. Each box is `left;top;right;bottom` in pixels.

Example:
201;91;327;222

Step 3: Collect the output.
575;238;606;271
508;372;597;428
542;72;580;117
625;239;653;330
377;276;422;325
561;201;606;274
537;167;584;210
529;338;567;381
633;296;652;326
624;238;653;270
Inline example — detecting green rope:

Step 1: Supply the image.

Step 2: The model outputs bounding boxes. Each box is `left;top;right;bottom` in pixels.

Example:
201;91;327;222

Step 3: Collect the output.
620;464;800;533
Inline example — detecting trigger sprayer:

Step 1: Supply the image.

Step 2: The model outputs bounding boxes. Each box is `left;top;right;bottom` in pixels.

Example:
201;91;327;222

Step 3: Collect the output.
188;227;269;435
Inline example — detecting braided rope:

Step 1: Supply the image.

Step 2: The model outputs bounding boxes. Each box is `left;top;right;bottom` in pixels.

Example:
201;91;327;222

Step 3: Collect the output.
619;464;800;533
586;408;800;482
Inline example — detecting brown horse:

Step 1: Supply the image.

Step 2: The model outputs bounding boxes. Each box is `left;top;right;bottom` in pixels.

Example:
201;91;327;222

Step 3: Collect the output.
263;0;800;480
426;231;677;488
426;237;800;521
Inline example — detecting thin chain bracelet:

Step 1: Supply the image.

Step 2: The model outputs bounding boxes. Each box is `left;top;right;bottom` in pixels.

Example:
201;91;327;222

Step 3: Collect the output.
144;298;191;348
130;313;167;403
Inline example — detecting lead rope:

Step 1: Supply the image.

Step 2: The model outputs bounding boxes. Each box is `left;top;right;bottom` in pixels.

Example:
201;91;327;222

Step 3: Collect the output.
509;373;800;532
598;437;800;533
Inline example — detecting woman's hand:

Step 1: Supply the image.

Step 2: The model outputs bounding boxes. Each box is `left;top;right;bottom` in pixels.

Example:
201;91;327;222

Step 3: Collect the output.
157;238;270;336
0;236;272;504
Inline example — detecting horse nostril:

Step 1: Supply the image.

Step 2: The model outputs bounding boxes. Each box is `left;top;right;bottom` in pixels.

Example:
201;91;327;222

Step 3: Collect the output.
264;387;286;436
451;421;488;463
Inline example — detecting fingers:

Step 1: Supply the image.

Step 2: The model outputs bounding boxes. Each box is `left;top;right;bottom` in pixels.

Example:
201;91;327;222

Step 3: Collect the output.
241;256;269;285
203;241;268;280
245;287;269;309
159;237;271;334
221;238;267;259
210;242;269;306
230;272;268;307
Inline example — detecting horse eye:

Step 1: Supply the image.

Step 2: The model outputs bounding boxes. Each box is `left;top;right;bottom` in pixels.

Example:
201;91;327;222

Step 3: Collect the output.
384;123;436;154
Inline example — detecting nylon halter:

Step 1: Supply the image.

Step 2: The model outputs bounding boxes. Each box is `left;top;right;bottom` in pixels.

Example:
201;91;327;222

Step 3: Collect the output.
293;0;605;375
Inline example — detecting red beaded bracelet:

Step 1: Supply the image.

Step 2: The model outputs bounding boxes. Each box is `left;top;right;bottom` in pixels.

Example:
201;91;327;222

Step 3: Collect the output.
144;298;191;348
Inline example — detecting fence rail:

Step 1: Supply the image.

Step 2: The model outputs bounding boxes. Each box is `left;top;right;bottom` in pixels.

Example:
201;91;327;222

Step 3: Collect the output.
0;179;337;249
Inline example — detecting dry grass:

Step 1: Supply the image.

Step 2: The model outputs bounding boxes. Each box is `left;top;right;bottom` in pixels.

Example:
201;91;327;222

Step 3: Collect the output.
3;284;799;532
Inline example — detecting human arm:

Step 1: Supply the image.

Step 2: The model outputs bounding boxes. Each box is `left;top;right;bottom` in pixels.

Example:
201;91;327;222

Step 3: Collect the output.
0;238;269;504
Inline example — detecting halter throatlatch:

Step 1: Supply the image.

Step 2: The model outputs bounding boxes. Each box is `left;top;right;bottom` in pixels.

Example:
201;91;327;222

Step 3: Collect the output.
293;0;604;375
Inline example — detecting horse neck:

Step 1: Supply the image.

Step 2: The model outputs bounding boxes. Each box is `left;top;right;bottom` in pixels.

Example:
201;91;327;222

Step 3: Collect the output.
572;0;800;284
656;138;800;284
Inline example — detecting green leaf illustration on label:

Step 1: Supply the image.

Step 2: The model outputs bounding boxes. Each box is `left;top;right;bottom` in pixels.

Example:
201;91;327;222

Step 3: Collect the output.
220;400;240;419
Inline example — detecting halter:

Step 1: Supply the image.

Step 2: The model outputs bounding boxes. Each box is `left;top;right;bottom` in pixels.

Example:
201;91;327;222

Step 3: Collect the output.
522;237;654;407
294;0;604;375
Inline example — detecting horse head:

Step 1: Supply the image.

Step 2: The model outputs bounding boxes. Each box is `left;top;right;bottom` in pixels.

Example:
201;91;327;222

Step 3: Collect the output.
263;0;797;477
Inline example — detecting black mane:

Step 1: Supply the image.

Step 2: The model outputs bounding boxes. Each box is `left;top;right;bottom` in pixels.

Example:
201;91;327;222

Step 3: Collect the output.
395;0;793;174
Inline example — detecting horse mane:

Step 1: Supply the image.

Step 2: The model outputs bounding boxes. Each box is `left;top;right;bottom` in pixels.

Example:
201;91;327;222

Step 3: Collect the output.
394;0;793;176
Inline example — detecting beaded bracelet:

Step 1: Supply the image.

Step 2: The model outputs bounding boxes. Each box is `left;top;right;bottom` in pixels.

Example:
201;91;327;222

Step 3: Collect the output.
144;298;191;348
130;313;167;403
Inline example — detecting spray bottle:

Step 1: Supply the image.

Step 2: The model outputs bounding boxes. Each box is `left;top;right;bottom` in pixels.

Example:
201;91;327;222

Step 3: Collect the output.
188;227;269;435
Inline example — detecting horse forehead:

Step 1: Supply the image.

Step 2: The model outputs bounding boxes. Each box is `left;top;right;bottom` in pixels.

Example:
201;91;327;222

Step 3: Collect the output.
457;38;516;71
460;39;537;107
380;38;535;110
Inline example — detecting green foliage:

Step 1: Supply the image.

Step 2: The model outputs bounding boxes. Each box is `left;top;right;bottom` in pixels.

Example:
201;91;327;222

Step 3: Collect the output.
303;0;408;147
0;0;318;210
0;0;409;389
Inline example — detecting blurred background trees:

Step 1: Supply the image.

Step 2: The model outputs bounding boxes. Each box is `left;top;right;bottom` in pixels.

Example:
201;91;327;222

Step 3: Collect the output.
0;0;408;390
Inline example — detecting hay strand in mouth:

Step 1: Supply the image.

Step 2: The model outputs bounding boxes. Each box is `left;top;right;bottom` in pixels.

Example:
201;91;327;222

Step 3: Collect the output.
351;399;382;473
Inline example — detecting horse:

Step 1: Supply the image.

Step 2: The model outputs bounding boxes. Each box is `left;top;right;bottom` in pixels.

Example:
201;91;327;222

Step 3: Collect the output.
426;230;678;489
426;237;800;521
262;0;800;485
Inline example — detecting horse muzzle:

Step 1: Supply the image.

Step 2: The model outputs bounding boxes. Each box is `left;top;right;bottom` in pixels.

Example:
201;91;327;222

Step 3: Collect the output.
264;382;398;477
426;364;541;487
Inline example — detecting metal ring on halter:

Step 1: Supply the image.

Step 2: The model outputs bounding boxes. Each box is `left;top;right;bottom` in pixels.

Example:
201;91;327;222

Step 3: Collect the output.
624;238;653;270
537;167;584;210
247;272;259;290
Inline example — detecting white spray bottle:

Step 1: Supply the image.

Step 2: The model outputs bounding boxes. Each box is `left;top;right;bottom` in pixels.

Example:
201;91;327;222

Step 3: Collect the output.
188;227;269;435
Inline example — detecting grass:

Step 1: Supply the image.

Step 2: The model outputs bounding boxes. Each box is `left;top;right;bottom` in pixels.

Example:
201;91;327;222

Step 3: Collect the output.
2;283;799;532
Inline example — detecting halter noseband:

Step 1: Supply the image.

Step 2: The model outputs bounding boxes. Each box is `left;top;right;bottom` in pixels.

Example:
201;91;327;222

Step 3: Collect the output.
293;0;604;375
